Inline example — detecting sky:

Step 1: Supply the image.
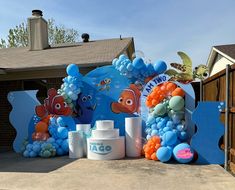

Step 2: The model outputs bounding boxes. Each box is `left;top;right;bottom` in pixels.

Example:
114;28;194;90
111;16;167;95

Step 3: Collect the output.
0;0;235;67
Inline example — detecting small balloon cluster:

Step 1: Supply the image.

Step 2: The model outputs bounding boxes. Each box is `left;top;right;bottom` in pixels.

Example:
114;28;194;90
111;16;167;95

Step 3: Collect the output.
112;54;167;84
143;82;194;163
22;64;80;158
58;64;83;109
23;139;56;158
22;116;75;158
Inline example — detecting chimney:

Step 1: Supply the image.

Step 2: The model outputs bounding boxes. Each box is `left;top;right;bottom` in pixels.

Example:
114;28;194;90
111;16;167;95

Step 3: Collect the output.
81;33;89;42
28;10;49;50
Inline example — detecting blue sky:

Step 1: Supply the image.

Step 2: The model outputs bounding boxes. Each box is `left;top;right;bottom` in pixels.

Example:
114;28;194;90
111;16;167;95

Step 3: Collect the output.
0;0;235;67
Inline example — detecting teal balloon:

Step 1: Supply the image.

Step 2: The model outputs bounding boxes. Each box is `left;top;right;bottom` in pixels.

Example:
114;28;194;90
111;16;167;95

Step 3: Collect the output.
66;64;79;76
169;96;185;111
153;103;166;116
153;60;167;74
133;57;145;69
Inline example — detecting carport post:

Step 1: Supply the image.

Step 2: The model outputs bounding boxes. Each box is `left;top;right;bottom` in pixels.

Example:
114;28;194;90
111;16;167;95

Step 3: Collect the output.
224;64;230;171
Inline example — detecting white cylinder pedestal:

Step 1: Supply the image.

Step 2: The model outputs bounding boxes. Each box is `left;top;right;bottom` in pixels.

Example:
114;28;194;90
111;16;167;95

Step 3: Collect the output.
76;124;91;156
125;117;142;157
68;131;84;159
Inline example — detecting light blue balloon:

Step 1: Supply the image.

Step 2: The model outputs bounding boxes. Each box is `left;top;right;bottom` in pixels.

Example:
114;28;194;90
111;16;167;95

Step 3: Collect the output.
146;115;155;125
127;63;133;71
153;60;167;74
112;58;118;66
146;134;151;140
119;54;128;60
163;126;171;132
155;117;161;123
151;123;158;130
166;121;174;128
151;129;158;136
145;127;151;134
173;143;194;163
157;121;164;129
156;147;172;162
66;64;79;77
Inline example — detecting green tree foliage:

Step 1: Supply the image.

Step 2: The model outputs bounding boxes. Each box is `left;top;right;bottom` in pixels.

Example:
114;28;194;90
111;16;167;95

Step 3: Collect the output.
0;18;79;48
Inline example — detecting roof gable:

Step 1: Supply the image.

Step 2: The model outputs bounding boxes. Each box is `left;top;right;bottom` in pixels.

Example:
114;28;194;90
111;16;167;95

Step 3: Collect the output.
0;38;133;71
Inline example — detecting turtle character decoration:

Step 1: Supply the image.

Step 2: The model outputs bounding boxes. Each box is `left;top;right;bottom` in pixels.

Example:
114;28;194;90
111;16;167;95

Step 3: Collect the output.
165;51;208;83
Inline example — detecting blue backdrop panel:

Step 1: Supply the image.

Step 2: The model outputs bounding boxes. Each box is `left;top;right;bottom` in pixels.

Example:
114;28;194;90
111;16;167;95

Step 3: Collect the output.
74;65;139;136
8;90;40;153
191;102;224;164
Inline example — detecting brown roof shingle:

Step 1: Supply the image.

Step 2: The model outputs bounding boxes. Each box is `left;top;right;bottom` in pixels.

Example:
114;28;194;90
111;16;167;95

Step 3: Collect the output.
214;44;235;60
0;37;133;71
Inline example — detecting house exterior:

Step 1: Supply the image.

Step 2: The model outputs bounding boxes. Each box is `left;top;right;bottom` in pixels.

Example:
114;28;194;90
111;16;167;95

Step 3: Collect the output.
207;44;235;76
0;10;135;151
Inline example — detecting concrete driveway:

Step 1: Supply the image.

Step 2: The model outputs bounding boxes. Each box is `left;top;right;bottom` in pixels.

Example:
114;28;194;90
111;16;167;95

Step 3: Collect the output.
0;152;235;190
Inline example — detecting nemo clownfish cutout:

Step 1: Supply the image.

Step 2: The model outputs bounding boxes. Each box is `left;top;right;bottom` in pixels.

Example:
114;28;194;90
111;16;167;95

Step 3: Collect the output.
111;84;141;114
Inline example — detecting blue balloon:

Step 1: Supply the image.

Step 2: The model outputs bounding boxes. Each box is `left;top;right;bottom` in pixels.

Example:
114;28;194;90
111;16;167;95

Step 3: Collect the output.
179;131;188;141
66;64;79;77
32;144;41;153
56;148;64;156
146;63;155;75
61;139;69;152
132;58;145;69
57;127;68;139
173;143;194;163
153;60;167;74
162;131;177;146
23;150;29;157
156;147;172;162
29;151;37;158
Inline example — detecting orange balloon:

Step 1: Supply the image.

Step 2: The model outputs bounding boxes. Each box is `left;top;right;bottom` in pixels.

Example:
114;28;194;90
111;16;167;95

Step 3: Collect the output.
172;87;185;97
151;99;158;106
145;153;152;160
166;82;177;92
151;152;158;161
35;121;48;133
146;100;152;107
151;136;161;144
155;143;161;150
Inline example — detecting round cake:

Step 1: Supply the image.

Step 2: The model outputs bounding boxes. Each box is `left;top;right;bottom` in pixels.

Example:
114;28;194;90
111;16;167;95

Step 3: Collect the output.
96;120;114;130
92;129;119;139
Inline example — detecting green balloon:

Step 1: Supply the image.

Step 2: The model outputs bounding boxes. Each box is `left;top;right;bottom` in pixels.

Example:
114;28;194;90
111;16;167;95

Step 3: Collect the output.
169;96;185;111
153;103;167;116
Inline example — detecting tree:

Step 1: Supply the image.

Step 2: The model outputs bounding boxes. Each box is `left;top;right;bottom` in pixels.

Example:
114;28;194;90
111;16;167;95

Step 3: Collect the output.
0;18;79;48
